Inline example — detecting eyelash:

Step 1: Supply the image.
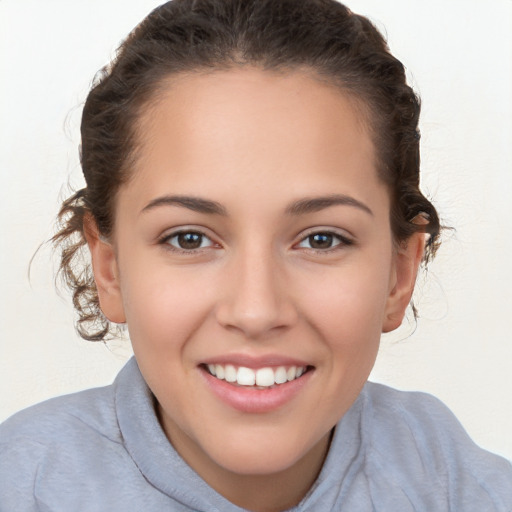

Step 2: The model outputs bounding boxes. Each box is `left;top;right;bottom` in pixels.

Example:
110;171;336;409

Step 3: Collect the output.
158;229;353;254
294;230;354;253
158;230;217;253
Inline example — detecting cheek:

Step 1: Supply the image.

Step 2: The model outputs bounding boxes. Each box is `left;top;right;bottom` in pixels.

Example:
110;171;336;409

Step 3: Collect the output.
118;262;217;352
296;258;393;346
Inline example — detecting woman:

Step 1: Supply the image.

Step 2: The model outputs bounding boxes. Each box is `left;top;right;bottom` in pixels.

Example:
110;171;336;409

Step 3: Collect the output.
1;1;511;510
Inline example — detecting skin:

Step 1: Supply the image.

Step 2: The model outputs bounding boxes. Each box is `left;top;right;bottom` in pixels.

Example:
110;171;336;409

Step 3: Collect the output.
86;68;424;512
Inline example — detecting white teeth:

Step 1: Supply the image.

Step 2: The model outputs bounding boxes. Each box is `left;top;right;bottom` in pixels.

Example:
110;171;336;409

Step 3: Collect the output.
215;364;225;380
256;368;275;387
274;366;288;384
206;364;308;387
287;366;297;381
224;364;237;383
237;367;256;386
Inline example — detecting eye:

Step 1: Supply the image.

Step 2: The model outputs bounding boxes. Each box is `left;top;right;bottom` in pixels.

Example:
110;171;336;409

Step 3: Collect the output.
162;230;215;251
296;231;351;251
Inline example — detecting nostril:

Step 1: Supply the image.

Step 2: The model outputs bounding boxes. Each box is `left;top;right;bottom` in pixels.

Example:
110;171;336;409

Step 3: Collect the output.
215;301;296;338
214;256;298;337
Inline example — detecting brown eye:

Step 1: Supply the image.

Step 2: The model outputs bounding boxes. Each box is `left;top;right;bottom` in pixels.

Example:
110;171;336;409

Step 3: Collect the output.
297;231;351;251
177;232;203;249
165;231;213;251
308;233;334;249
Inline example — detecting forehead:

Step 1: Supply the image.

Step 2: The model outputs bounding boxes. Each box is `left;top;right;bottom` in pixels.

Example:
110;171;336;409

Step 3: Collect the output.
124;68;383;212
140;67;371;156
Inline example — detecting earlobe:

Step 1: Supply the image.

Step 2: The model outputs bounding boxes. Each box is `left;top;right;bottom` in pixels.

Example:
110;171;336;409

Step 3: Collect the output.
382;232;426;333
83;215;126;324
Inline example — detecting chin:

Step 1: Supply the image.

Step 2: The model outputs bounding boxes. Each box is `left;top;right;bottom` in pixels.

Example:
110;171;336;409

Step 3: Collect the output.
214;449;302;476
204;428;324;476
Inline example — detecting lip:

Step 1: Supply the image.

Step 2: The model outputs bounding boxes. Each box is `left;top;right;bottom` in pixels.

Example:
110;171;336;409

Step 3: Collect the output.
199;360;314;414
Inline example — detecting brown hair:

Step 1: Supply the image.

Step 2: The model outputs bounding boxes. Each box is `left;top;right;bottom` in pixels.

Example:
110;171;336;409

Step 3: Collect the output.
53;0;441;341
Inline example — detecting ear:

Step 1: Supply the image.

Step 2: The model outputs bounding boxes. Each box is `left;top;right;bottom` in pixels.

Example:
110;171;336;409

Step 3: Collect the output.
382;232;426;333
83;215;126;324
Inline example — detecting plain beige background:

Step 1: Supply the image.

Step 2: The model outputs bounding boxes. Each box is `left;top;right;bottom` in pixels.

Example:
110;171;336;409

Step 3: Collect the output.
1;0;511;460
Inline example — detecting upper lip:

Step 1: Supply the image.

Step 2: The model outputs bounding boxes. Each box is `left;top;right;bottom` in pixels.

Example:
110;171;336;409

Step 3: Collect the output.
201;353;312;369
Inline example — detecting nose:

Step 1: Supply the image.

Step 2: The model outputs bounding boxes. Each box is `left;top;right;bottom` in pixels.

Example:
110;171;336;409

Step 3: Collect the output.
215;243;297;339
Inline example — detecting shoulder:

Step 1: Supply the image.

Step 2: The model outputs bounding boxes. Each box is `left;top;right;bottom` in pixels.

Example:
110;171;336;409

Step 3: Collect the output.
361;381;468;440
0;384;122;510
360;382;512;510
0;383;120;447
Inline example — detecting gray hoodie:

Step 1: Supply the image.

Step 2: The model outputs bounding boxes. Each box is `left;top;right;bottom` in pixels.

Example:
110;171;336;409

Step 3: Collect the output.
1;357;511;511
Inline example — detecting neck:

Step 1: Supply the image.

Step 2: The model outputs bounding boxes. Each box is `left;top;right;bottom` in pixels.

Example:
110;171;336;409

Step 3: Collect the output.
207;431;332;512
158;401;334;512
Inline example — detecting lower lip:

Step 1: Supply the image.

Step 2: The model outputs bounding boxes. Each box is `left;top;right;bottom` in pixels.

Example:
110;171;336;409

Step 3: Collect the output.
200;367;313;414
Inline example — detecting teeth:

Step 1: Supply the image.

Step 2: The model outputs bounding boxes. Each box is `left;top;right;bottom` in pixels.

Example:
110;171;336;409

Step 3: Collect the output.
237;367;256;386
274;366;288;384
224;364;237;383
206;364;307;388
256;367;274;387
215;364;225;380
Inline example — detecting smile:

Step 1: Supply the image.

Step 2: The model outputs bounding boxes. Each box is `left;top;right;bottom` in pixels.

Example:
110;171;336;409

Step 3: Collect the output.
200;360;315;413
205;364;309;388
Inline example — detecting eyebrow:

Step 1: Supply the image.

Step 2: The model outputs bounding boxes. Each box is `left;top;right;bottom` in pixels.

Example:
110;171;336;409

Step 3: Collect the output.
285;194;374;216
140;195;227;216
140;193;373;217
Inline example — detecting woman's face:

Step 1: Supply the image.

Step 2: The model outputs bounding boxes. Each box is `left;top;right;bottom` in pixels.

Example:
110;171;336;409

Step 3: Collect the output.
92;68;418;495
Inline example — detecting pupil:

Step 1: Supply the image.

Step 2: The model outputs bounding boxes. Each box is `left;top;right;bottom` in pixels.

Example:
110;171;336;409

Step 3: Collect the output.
178;232;202;249
310;233;332;249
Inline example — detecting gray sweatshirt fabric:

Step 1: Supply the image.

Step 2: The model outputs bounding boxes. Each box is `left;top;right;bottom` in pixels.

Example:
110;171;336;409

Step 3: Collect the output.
1;357;511;511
